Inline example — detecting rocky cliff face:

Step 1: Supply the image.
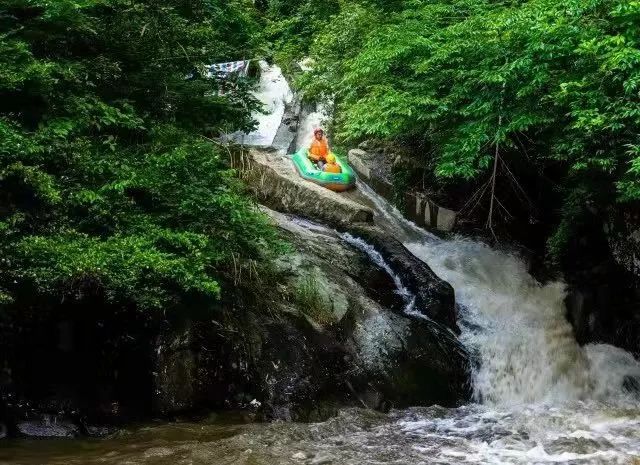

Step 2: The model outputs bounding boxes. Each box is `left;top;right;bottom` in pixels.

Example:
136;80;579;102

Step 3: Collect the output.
1;149;470;437
606;204;640;280
567;205;640;357
150;207;470;422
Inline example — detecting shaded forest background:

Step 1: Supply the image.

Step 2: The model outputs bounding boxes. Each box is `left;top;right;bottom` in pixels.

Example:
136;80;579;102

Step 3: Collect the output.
1;0;640;424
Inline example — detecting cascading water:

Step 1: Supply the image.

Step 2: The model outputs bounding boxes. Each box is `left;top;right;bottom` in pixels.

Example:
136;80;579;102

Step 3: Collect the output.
200;76;640;463
409;239;590;405
341;232;417;315
235;69;637;409
224;61;293;147
348;182;640;463
6;68;640;465
358;183;640;407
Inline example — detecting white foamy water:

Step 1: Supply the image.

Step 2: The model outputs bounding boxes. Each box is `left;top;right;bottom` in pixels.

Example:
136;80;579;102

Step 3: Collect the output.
294;60;331;151
295;100;331;151
341;232;416;314
226;60;293;147
357;184;640;407
11;405;638;465
354;182;640;463
406;238;640;406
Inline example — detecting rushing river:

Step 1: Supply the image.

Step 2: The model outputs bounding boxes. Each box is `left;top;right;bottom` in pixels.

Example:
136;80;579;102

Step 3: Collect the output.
3;66;640;465
2;404;639;464
3;183;639;465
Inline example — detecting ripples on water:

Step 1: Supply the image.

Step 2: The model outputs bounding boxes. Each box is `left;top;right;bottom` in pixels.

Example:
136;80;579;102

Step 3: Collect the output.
2;405;639;464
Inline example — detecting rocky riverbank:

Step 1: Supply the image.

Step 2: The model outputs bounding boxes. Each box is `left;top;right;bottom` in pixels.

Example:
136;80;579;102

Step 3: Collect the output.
151;204;470;423
0;148;470;439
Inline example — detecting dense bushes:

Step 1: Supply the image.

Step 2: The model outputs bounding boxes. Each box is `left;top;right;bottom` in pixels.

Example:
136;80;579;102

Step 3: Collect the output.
274;0;640;261
265;0;339;73
0;0;280;317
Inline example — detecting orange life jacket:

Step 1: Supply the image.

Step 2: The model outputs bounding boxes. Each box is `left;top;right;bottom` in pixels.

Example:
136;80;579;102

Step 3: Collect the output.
324;162;342;174
309;137;329;161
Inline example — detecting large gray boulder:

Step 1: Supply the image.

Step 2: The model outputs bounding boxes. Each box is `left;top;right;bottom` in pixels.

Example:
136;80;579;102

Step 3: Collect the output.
562;203;640;358
349;223;458;332
149;208;470;420
605;204;640;279
241;149;374;227
277;210;469;406
149;148;469;419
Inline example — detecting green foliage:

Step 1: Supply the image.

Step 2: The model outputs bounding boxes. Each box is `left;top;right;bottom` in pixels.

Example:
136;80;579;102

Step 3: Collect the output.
0;0;280;316
265;0;340;74
297;0;640;259
294;275;336;326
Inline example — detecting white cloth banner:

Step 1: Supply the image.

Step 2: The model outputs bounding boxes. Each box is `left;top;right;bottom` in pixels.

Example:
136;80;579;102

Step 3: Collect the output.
207;61;250;79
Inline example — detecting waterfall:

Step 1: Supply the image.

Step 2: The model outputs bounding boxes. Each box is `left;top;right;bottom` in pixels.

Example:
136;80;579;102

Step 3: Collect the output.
224;61;293;147
340;232;416;315
357;182;640;407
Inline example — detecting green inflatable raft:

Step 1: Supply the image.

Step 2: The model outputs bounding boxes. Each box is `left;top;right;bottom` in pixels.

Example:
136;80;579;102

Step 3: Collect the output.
291;149;356;192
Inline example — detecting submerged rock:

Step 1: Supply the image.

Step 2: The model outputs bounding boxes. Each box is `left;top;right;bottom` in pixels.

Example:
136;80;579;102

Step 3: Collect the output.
622;375;640;396
17;418;80;438
84;424;117;437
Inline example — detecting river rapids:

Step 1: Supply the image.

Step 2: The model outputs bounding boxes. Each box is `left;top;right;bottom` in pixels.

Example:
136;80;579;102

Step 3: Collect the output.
2;64;639;465
3;181;640;465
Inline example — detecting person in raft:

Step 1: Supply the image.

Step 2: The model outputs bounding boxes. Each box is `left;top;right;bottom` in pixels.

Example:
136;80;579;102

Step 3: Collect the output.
308;128;330;170
323;153;342;174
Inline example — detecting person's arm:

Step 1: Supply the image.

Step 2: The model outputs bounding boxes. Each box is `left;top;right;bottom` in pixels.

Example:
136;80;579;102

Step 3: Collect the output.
308;149;319;162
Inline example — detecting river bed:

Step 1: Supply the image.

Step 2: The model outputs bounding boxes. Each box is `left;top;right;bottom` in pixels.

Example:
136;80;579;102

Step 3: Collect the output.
1;403;639;464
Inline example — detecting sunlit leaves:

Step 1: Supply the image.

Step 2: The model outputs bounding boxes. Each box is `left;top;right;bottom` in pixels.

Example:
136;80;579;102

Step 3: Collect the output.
304;0;640;188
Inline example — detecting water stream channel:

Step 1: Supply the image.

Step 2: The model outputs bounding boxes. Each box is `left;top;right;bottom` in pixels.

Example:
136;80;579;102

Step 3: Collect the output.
1;64;639;465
